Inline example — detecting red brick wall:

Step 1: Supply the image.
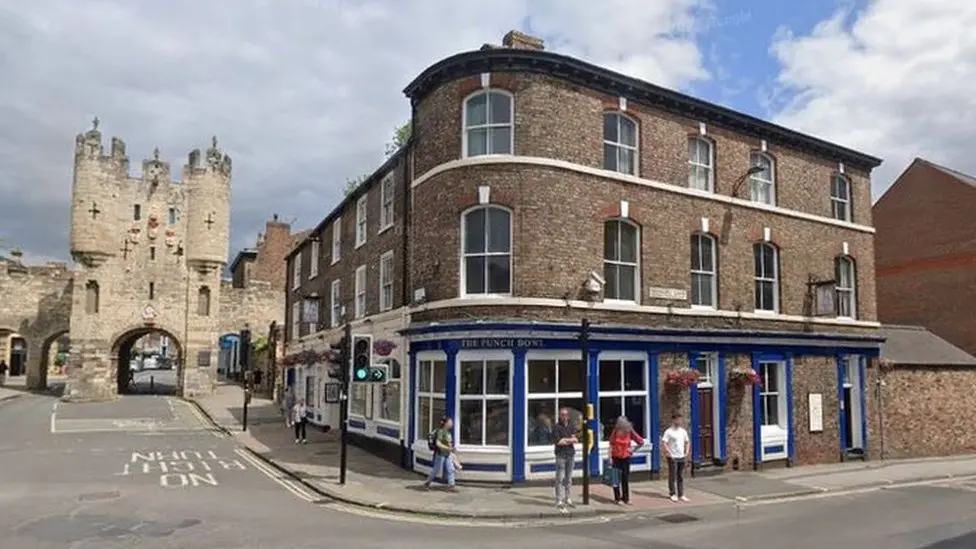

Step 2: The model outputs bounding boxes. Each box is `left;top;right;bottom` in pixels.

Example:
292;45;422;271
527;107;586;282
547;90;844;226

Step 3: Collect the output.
875;161;976;355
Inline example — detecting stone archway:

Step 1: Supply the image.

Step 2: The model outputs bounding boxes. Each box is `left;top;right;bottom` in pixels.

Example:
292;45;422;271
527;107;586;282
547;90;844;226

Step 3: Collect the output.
35;330;70;390
110;326;184;395
22;279;72;391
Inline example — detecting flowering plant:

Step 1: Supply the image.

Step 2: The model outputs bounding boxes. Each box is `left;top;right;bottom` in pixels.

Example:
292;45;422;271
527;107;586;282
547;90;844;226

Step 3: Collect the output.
665;368;701;389
278;349;332;368
728;367;763;388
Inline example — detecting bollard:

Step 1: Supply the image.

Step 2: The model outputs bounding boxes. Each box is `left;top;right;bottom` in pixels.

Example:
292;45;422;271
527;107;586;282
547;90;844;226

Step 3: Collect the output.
150;375;154;393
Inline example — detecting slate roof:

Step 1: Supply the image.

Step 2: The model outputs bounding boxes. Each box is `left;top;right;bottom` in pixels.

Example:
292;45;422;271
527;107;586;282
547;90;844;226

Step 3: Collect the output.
916;158;976;188
880;325;976;367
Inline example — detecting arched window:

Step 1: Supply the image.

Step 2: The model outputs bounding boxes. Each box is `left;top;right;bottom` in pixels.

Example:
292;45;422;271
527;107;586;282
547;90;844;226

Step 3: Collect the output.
603;113;638;175
835;256;857;318
831;175;852;221
753;242;779;312
85;280;99;314
604;220;639;302
688;137;714;191
690;233;717;308
463;90;513;157
197;286;211;316
748;152;775;205
461;206;511;296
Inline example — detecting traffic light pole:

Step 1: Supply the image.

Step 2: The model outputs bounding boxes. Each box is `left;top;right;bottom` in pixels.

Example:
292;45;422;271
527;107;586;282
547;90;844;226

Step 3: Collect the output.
240;327;252;432
338;323;352;486
580;318;591;505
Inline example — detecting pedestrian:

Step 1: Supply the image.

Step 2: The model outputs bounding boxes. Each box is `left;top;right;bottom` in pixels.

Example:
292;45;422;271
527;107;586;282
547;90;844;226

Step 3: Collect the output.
292;397;308;444
661;413;691;502
0;360;7;387
423;416;458;492
608;416;646;504
552;407;579;511
282;386;296;428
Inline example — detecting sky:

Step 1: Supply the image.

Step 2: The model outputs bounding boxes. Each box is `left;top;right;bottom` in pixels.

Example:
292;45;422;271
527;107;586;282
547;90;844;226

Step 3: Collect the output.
2;0;975;263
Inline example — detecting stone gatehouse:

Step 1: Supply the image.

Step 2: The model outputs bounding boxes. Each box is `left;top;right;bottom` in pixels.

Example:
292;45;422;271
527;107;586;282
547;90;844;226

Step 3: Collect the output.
0;119;295;400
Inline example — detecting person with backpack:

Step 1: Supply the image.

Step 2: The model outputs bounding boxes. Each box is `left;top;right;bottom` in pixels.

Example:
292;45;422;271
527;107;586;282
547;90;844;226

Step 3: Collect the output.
423;416;458;491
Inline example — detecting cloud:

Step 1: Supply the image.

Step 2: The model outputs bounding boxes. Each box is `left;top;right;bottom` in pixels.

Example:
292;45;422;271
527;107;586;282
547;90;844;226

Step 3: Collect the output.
0;0;711;263
766;0;976;198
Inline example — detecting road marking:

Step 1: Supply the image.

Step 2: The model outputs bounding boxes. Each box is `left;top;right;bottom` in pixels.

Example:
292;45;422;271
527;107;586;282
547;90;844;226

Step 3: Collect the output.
49;401;58;434
232;448;318;503
178;398;226;439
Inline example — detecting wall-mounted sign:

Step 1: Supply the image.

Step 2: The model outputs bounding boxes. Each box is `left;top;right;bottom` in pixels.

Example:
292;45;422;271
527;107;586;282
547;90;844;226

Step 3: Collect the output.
647;287;688;301
814;284;837;316
459;338;545;350
808;392;824;432
197;350;211;367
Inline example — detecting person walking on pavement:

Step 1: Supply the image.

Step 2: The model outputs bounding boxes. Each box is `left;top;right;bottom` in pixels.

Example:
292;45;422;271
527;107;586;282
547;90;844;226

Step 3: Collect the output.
552;407;579;512
661;413;691;502
282;386;296;428
609;416;646;505
0;360;7;387
423;416;458;492
292;397;308;444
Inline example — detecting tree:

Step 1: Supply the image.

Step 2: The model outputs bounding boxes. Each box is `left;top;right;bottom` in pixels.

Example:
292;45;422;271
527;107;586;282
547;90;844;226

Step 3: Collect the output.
343;174;368;196
384;121;411;157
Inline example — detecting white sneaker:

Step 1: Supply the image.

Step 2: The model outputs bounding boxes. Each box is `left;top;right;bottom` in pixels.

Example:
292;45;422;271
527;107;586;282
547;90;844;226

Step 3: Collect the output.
565;499;575;508
680;496;690;502
670;495;679;502
295;439;300;444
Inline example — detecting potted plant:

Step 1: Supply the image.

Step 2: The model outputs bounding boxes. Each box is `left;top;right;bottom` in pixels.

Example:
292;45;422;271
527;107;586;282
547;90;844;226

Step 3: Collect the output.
665;367;701;389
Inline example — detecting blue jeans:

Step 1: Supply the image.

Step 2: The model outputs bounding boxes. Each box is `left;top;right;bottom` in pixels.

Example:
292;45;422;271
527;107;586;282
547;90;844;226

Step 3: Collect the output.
425;453;456;486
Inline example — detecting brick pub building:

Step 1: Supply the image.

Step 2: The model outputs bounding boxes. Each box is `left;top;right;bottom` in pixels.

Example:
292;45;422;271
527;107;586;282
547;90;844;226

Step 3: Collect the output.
285;31;885;483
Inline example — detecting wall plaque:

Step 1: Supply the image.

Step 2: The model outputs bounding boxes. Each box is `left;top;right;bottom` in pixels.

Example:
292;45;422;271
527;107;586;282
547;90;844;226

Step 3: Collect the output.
196;350;212;367
458;338;545;350
808;392;824;432
647;287;688;301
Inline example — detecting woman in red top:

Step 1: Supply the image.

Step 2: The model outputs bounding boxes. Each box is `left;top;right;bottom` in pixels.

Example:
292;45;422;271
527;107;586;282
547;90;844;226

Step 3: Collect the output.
609;416;645;504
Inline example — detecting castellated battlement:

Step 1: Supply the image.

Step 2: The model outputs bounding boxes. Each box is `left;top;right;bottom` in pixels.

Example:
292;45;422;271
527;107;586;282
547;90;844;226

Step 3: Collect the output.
0;256;71;280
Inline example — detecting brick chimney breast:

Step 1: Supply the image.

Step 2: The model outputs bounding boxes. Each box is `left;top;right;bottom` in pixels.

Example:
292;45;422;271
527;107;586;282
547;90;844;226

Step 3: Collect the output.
502;30;545;51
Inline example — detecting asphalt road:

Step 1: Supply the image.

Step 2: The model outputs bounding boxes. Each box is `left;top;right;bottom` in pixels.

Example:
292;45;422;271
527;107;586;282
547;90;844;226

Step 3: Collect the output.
2;390;976;549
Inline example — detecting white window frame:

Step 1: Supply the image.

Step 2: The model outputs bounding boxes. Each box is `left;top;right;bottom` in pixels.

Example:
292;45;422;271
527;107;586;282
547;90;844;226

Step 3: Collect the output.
355;195;368;248
836;256;857;319
603;219;640;304
455;350;512;450
525;351;585;453
415;353;447;449
603;112;639;176
753;243;779;313
309;239;320;278
842;355;864;449
375;355;403;424
688;137;714;192
291;251;302;291
331;218;341;264
690;232;717;309
379;250;394;312
461;89;514;158
595;352;649;449
460;205;512;297
749;152;776;205
354;265;366;319
758;360;788;460
831;175;852;222
330;279;341;328
290;300;301;341
379;174;394;231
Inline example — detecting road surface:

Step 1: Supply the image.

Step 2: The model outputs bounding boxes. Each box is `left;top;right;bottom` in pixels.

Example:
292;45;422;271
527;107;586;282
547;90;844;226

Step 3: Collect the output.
1;390;975;548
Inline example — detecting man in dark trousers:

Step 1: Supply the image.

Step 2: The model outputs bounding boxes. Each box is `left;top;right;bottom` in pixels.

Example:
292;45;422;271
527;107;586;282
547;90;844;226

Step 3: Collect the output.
552;407;579;512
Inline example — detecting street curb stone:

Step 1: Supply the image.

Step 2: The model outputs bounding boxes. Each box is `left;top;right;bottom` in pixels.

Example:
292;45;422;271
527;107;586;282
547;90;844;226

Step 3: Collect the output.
183;398;631;521
0;393;23;404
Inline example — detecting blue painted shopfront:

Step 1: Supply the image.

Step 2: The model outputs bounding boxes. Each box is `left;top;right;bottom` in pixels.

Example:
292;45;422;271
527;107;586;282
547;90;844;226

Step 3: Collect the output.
403;321;882;483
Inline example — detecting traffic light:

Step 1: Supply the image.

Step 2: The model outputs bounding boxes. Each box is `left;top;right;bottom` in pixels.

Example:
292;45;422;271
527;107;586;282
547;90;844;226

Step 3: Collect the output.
351;334;373;382
239;328;252;370
368;364;388;383
328;336;349;380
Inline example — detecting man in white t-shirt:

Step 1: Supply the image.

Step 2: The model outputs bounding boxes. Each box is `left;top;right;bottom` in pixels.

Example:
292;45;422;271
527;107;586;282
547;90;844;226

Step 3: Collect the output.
661;413;691;502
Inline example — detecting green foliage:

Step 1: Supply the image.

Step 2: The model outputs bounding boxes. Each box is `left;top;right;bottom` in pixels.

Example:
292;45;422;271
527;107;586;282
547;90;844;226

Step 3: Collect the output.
251;336;269;353
384;121;411;157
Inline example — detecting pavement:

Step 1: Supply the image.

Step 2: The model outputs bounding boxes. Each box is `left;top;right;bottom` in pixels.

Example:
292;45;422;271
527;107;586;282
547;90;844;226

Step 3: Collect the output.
193;382;976;521
5;385;976;548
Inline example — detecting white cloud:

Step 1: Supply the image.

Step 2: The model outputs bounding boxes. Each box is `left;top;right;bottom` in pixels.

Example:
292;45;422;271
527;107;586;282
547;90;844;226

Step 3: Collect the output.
0;0;711;260
767;0;976;198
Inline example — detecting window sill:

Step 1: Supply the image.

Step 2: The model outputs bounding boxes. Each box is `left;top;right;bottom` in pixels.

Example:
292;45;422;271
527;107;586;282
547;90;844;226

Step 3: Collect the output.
690;304;717;311
836;316;857;322
603;298;640;306
378;224;393;235
753;309;778;315
330;259;340;266
462;152;514;161
355;242;366;250
456;445;510;453
459;293;512;299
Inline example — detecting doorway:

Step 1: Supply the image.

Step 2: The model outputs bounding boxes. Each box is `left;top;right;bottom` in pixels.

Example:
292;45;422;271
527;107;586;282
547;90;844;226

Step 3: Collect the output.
841;356;864;451
9;337;27;376
693;353;720;463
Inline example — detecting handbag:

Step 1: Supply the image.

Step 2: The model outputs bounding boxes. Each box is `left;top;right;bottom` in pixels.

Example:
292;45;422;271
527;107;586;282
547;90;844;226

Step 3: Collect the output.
601;459;620;487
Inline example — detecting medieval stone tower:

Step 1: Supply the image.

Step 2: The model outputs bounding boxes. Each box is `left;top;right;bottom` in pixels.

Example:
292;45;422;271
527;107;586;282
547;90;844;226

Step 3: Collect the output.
66;118;232;400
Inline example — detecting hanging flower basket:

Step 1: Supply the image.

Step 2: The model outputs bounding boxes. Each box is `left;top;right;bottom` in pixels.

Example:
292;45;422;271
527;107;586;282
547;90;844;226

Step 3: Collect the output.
665;367;701;389
374;339;397;357
728;367;763;388
278;349;330;369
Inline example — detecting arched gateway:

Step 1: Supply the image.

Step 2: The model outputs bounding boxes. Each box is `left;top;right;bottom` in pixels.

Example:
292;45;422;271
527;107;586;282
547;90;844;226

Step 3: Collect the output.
0;120;285;401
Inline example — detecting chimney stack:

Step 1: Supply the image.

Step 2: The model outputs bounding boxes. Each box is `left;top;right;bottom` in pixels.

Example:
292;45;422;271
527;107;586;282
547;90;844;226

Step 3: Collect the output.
502;30;545;51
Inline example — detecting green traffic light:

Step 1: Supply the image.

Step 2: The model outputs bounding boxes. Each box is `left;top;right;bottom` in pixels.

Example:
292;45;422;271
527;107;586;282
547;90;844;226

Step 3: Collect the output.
355;368;368;380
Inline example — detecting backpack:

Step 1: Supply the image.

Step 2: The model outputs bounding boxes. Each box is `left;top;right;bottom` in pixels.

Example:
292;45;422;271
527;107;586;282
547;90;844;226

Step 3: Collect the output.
427;429;439;452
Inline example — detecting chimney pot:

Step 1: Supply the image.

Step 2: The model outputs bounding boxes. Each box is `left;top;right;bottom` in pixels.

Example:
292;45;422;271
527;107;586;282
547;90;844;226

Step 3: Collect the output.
502;30;544;51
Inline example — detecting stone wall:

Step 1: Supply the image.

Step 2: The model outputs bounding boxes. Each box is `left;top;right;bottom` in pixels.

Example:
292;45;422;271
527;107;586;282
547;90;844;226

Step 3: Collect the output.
218;280;285;336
